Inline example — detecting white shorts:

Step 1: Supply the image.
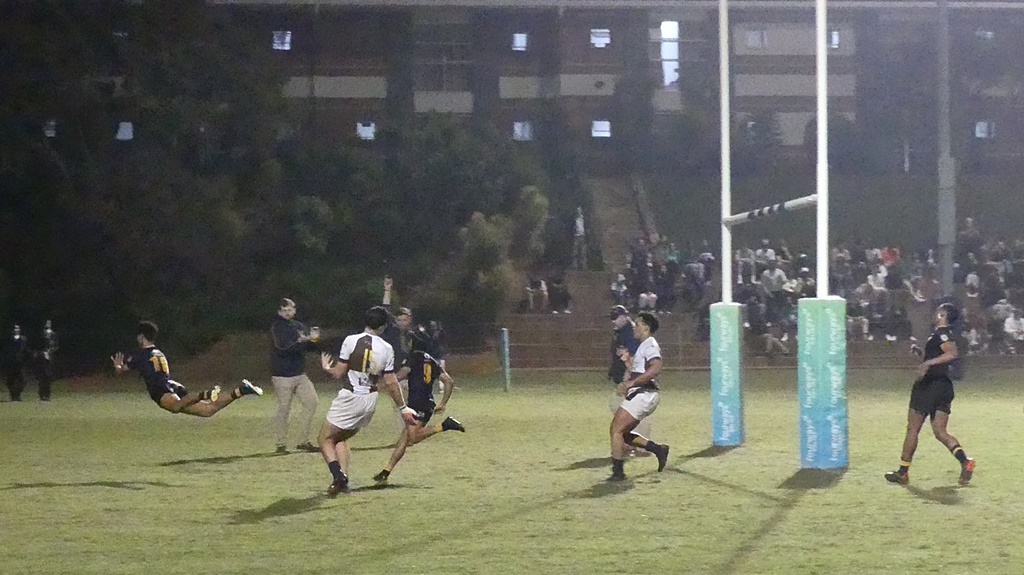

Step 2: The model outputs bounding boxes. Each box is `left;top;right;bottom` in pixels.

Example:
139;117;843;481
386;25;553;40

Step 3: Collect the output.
325;390;378;430
619;390;660;421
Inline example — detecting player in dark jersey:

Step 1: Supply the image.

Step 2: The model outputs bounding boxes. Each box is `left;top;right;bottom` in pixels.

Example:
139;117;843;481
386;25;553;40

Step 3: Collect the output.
884;303;975;485
111;321;263;416
372;334;465;484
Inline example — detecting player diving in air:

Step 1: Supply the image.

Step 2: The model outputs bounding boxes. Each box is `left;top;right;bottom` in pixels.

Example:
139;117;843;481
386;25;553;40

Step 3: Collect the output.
111;321;263;416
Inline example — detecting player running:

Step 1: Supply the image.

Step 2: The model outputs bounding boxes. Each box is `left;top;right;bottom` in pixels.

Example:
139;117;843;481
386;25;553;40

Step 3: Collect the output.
318;306;420;497
884;302;975;486
111;321;263;416
609;312;670;481
372;333;465;485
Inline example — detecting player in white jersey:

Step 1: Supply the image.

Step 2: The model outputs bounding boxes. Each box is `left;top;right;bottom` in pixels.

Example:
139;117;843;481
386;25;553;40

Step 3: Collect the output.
318;306;418;497
609;312;670;481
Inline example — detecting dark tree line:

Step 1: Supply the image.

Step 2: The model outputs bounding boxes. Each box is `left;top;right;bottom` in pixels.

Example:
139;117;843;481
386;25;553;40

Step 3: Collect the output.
0;1;550;371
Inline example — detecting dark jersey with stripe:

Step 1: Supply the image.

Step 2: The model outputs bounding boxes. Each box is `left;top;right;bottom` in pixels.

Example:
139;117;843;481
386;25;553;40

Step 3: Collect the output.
923;327;954;378
127;346;176;401
403;350;441;409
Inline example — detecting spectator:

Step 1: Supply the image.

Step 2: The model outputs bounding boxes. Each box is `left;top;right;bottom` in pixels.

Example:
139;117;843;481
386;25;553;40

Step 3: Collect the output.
35;319;58;401
665;242;682;278
572;207;587;270
526;274;548;312
754;239;775;280
1002;307;1024;354
654;264;676;315
761;260;788;322
735;245;756;285
847;289;871;341
3;324;30;402
548;275;572;314
270;298;320;454
957;217;983;264
965;270;980;298
638;287;657;313
610;273;629;307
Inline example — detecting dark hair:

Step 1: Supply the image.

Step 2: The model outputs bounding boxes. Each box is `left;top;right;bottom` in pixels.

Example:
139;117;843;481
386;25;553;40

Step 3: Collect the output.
138;321;159;342
410;329;435;356
636;312;659;334
364;306;389;330
938;302;960;324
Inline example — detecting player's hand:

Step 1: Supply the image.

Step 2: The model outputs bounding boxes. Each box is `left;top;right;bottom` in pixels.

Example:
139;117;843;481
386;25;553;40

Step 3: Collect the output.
434;403;446;414
111;352;126;370
400;406;418;425
320;352;335;371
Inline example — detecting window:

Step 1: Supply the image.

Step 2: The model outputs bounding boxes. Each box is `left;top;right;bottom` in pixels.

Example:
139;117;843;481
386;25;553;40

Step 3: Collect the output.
272;30;292;51
116;121;134;141
829;29;841;49
512;121;534;141
591;120;611;138
512;32;528;52
43;119;57;138
415;24;472;91
590;29;611;48
356;122;376;141
745;29;766;49
659;21;680;88
975;29;995;41
975;121;995;139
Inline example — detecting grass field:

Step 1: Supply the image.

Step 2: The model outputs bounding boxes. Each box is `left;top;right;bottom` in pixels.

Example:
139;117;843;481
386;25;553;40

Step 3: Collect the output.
2;368;1023;575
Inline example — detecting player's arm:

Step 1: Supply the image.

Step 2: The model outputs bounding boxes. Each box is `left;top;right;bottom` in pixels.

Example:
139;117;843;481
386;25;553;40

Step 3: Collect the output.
435;371;455;412
917;340;958;377
395;365;412;382
618;358;663;396
273;321;309;351
320;352;349;379
379;371;419;425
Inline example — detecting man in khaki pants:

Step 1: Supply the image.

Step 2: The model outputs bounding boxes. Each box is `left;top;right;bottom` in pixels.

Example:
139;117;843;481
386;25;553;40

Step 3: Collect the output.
271;298;320;454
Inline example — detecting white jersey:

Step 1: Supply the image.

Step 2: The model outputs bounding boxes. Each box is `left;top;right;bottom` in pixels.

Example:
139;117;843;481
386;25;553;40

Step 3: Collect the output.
338;331;394;395
631;337;662;384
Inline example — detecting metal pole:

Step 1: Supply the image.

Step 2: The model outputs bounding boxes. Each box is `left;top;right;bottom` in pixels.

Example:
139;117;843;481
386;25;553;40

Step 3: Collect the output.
814;0;829;298
723;194;818;226
937;0;957;296
500;327;511;392
720;0;733;304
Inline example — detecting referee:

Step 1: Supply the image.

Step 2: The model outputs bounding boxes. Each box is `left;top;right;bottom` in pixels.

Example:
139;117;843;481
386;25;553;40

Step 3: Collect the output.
884;302;975;486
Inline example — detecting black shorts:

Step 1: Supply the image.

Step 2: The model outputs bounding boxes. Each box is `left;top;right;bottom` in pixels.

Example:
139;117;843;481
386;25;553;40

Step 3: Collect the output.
147;380;186;404
408;400;435;425
909;376;954;418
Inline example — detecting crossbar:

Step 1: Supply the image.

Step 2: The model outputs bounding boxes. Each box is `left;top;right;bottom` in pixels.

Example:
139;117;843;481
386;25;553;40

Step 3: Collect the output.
722;194;817;226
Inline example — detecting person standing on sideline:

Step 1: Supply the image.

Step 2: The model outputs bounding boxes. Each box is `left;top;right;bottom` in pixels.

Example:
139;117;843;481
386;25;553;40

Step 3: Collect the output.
3;325;30;402
884;303;975;486
572;206;587;270
270;298;321;454
36;320;58;401
318;306;419;497
609;312;670;481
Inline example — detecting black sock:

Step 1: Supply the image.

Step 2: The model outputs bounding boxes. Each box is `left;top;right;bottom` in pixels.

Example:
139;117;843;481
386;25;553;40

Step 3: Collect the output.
612;458;625;475
642;439;664;453
231;387;242;399
898;460;911;474
950;445;968;465
328;461;345;482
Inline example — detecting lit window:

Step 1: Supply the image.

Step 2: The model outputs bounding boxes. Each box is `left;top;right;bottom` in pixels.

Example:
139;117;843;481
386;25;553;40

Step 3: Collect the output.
591;120;611;138
356;122;376;141
513;121;534;141
975;121;995;139
116;121;134;141
273;30;292;51
975;29;995;41
660;21;679;41
590;29;611;48
43;119;57;138
512;33;528;52
745;30;766;49
829;29;840;49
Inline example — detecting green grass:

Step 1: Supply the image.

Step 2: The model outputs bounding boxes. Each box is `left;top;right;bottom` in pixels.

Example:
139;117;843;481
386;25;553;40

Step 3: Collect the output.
2;368;1023;575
